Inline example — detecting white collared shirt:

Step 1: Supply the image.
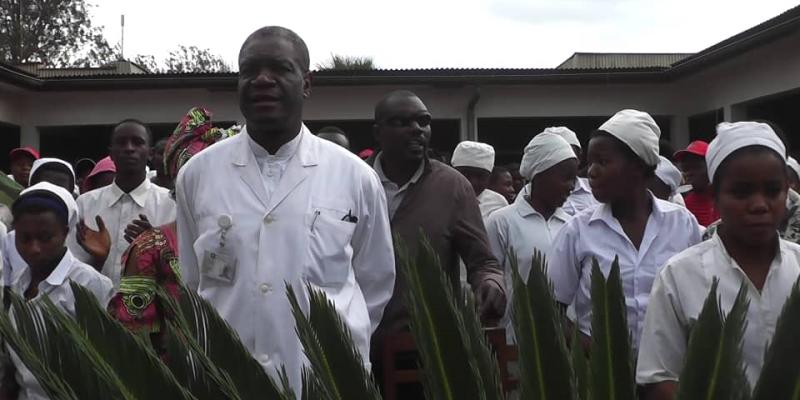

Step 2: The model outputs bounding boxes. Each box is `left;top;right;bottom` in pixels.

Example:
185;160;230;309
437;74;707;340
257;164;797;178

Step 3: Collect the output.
478;189;509;221
373;152;424;219
562;178;599;216
637;233;800;387
486;194;570;340
72;178;176;287
5;249;114;400
547;194;702;350
247;130;302;202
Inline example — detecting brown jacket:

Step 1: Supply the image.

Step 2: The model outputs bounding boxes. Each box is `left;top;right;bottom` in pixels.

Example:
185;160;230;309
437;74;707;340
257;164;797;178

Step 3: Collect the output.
369;157;505;355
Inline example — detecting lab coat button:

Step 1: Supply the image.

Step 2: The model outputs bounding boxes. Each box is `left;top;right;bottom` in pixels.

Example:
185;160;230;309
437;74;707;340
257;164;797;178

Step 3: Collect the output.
260;283;271;293
264;215;275;224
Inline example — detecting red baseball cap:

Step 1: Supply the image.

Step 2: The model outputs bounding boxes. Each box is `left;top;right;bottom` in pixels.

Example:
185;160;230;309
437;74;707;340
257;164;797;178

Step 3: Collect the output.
674;140;709;161
9;147;40;160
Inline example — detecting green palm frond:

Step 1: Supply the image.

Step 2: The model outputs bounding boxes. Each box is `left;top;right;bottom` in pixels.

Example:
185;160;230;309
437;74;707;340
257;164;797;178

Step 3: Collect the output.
459;288;504;399
589;257;636;400
0;173;22;206
752;279;800;400
69;282;195;400
301;367;326;400
676;280;751;400
397;236;489;400
510;249;575;399
286;282;382;400
0;291;131;399
161;286;292;399
163;321;238;400
571;328;590;400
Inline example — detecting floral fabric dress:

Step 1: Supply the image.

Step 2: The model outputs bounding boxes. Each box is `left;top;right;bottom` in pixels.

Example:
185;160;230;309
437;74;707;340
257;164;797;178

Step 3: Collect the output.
108;226;180;353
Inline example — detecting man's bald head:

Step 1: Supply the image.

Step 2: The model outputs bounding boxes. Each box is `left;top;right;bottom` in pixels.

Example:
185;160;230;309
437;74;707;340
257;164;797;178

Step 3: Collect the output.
374;90;422;122
239;26;310;72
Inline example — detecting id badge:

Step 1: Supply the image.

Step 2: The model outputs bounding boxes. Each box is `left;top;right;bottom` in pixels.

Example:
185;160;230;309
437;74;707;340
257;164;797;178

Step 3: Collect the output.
201;248;237;284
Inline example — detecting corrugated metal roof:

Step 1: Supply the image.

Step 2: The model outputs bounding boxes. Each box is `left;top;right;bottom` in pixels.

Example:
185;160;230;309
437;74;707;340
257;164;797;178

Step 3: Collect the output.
557;53;694;69
11;60;149;78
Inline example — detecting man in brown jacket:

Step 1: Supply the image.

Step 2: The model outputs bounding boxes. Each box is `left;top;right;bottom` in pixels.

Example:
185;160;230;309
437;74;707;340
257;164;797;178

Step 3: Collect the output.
368;90;506;365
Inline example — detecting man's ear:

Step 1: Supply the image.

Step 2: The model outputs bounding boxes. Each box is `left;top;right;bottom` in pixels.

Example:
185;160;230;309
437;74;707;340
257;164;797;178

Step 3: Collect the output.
302;71;313;99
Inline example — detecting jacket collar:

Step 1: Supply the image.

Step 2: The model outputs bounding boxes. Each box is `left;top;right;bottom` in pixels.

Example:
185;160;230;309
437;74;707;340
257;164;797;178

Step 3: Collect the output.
232;124;317;168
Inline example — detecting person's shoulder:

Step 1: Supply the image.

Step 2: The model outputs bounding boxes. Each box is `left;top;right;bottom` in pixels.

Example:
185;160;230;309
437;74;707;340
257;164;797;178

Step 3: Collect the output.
779;239;800;261
313;135;374;175
487;203;516;224
657;197;699;222
148;181;172;195
428;159;472;188
68;259;113;288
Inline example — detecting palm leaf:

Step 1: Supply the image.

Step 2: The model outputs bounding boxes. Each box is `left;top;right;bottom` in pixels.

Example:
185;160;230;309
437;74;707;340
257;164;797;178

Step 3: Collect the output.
286;282;382;400
69;282;196;400
0;291;132;399
396;235;488;400
571;327;590;400
162;321;239;400
459;288;504;399
752;279;800;400
161;285;291;399
676;280;751;400
510;249;575;399
589;257;636;400
0;173;22;206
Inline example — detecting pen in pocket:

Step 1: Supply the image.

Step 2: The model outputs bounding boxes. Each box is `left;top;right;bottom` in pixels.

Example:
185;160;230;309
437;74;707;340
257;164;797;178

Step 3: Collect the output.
311;210;320;231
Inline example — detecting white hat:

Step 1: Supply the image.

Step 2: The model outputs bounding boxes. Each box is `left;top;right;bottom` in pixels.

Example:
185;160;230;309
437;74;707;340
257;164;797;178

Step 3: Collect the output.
544;126;581;149
451;141;495;172
787;157;800;179
598;109;661;167
706;121;785;183
654;156;682;195
18;181;78;227
29;158;76;187
519;132;576;180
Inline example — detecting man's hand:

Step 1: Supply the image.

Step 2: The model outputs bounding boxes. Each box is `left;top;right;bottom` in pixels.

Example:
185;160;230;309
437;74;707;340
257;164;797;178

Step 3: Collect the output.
124;214;152;243
77;215;111;270
475;279;506;326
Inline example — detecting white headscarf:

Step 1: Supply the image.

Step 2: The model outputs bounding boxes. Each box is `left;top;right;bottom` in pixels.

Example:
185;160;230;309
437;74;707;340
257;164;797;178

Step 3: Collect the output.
519;132;576;180
29;158;76;187
597;109;661;167
654;156;682;195
18;181;78;227
451;141;495;172
706;121;786;183
545;126;581;149
787;157;800;179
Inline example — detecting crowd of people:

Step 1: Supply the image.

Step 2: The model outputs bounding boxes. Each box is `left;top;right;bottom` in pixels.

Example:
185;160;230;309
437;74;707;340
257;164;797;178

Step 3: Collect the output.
0;25;797;400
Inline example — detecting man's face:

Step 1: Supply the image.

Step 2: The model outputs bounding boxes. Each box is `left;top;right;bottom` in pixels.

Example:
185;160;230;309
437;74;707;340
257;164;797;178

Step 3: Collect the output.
490;171;515;203
456;166;491;197
151;141;167;174
374;96;432;165
680;154;709;191
110;123;150;175
238;36;310;134
10;155;34;186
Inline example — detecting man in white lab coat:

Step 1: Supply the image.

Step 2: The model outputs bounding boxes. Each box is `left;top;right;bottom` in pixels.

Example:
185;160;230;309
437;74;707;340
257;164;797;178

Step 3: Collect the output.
176;26;395;393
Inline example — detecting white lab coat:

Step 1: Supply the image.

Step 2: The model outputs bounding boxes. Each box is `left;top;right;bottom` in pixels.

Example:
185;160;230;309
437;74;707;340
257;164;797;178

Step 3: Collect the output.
176;126;395;394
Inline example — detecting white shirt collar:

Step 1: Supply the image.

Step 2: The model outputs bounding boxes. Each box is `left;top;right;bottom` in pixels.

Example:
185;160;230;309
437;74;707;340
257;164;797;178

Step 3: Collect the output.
589;191;665;226
246;126;303;161
574;177;592;194
9;248;76;293
109;178;151;208
374;152;424;188
514;194;569;222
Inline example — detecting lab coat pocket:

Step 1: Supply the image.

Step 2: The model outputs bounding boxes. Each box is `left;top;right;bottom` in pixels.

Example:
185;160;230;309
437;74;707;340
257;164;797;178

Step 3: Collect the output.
307;210;356;287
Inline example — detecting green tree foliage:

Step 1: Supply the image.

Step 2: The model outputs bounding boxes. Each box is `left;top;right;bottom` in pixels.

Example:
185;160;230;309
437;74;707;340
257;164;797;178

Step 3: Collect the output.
316;54;375;71
0;0;116;67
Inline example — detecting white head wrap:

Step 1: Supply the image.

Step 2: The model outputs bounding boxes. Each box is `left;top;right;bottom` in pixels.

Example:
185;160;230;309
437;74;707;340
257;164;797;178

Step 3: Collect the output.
519;132;576;180
787;157;800;179
598;109;661;167
451;141;495;172
29;157;76;186
544;126;581;149
18;181;78;227
654;156;682;195
706;121;786;183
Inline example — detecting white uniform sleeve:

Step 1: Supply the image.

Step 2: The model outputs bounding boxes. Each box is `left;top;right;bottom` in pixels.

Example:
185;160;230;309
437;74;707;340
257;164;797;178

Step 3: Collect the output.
176;168;200;290
636;265;687;384
351;171;395;333
546;220;582;306
485;213;508;269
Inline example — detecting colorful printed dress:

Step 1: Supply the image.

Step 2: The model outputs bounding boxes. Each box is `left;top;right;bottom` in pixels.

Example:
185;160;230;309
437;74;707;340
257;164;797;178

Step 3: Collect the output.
108;225;180;354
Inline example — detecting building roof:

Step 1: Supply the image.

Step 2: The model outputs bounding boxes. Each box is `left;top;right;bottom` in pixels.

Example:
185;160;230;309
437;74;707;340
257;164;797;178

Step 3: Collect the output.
556;53;694;69
1;4;798;91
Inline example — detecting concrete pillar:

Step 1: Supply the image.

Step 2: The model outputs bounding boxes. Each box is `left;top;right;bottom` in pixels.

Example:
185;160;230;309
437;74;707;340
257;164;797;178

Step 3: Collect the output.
670;115;690;149
459;116;469;142
19;124;39;150
723;104;747;122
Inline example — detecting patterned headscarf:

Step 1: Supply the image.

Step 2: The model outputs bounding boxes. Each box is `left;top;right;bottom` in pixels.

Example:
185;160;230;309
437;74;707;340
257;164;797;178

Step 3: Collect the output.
164;107;240;180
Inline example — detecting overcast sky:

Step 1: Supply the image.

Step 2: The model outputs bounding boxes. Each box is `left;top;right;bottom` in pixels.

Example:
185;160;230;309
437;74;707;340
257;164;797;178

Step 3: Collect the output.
90;0;798;70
